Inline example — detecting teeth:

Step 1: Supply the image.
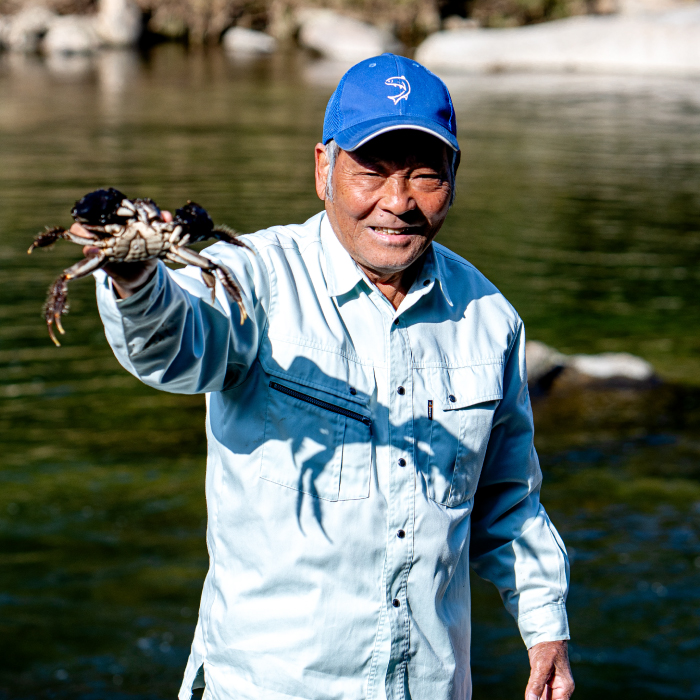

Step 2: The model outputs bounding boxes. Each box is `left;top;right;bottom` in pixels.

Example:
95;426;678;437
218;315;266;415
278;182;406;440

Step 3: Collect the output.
374;227;405;235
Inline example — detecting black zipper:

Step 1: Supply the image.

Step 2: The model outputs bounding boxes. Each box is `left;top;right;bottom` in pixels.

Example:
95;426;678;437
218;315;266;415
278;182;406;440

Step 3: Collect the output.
270;381;372;434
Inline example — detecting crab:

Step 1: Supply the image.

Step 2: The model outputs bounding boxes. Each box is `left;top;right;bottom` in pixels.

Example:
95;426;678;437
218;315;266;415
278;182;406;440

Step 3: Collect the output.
28;188;249;346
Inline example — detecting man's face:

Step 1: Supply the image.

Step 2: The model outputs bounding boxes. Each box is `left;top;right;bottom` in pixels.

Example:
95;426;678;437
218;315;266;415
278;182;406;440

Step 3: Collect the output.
315;131;455;281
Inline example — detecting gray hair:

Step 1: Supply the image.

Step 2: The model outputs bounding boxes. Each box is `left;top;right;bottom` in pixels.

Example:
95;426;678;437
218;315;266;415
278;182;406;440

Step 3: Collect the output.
324;139;341;202
323;138;457;206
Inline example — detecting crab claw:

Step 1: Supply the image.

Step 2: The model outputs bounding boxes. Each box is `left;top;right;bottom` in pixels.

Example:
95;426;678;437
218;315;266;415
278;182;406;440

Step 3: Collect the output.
71;188;130;227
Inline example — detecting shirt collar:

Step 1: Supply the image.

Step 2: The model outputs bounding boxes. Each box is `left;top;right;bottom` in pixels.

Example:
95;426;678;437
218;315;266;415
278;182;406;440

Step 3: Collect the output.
426;243;454;307
320;212;453;307
321;213;365;298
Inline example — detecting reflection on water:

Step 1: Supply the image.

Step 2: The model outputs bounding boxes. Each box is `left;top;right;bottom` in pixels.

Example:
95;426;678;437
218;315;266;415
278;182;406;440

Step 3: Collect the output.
0;45;699;699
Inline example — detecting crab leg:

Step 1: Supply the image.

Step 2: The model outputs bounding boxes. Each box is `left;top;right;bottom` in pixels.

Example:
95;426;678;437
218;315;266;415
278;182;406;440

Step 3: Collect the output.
45;252;107;346
166;246;247;323
211;225;251;249
28;227;69;253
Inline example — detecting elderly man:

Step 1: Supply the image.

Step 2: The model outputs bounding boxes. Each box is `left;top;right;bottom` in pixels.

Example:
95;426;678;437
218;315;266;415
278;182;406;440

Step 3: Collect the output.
79;54;574;700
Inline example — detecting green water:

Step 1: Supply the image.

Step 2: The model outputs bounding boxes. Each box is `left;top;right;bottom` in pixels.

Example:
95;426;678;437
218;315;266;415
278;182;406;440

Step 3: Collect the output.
0;46;699;698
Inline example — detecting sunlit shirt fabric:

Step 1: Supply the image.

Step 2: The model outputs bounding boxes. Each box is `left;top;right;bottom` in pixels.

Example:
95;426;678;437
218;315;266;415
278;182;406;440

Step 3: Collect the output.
94;212;570;700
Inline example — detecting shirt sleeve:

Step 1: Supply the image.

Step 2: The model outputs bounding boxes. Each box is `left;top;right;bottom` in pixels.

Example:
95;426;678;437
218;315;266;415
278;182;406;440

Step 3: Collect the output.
469;320;570;649
94;240;269;394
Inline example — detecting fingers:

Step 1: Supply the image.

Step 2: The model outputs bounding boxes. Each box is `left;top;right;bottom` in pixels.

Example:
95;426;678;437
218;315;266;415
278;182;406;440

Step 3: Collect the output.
82;245;102;257
162;210;173;223
526;641;575;700
70;222;93;239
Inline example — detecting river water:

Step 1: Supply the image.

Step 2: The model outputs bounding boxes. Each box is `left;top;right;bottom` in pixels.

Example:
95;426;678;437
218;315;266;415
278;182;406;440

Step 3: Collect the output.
0;46;699;699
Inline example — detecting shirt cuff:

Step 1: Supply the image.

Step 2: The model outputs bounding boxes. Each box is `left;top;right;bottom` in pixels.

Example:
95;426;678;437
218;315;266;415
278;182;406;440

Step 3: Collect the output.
517;602;570;649
95;262;165;317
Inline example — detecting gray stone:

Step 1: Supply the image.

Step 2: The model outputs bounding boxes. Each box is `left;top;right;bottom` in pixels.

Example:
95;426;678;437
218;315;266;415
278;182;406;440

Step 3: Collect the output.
416;7;700;75
568;352;655;381
43;16;99;55
93;0;142;47
4;5;55;53
297;9;399;62
525;340;656;386
222;27;277;55
525;341;567;384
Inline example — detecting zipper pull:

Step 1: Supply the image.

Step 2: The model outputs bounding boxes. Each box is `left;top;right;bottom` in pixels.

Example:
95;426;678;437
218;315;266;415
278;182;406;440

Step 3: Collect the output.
428;399;433;420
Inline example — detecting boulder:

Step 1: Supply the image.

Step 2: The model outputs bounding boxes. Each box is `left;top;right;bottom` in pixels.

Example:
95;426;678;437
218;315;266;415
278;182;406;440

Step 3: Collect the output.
568;352;655;381
297;9;399;62
0;15;11;48
416;7;700;75
222;27;277;55
3;5;55;53
526;341;656;391
93;0;142;47
43;15;99;54
525;340;567;385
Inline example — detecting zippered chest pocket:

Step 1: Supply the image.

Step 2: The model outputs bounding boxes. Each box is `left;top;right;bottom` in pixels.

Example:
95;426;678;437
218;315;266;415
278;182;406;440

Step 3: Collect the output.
260;381;373;501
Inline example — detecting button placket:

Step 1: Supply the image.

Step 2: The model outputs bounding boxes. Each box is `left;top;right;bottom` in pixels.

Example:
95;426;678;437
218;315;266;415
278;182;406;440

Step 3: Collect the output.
385;320;415;696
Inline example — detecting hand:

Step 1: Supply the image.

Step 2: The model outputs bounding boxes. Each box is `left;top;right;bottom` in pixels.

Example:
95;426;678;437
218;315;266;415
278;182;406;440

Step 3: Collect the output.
525;640;574;700
70;210;173;299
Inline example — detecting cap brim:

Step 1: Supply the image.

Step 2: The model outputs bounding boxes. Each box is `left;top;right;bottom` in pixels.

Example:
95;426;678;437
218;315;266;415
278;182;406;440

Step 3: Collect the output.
331;116;460;152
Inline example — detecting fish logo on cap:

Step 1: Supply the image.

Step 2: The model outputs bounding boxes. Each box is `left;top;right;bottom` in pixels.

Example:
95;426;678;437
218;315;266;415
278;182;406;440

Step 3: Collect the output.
385;76;411;105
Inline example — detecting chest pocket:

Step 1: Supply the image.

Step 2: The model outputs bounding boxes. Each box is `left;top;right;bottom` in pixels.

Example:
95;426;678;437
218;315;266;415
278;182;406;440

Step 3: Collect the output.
420;363;503;508
258;342;375;502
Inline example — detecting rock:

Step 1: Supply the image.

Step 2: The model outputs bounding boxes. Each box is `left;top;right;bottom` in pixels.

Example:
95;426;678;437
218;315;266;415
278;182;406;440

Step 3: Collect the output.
416;8;700;75
0;15;11;48
526;340;567;385
442;15;480;30
222;26;277;55
618;0;693;14
147;9;187;39
297;9;399;62
93;0;142;47
526;341;656;392
568;353;655;381
3;5;55;53
43;15;99;54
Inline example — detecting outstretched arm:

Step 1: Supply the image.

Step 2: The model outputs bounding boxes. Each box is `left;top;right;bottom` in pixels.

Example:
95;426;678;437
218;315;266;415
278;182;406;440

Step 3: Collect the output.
76;214;268;395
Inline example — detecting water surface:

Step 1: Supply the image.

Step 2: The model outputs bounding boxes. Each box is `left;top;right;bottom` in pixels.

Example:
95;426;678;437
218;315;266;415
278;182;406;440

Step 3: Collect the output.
1;46;699;699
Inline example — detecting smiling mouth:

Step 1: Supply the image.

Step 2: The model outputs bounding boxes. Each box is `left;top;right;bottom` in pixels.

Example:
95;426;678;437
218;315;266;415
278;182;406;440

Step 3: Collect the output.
370;227;418;236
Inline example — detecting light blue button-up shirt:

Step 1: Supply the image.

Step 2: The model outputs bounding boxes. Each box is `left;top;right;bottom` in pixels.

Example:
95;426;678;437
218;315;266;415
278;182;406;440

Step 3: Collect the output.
95;211;569;700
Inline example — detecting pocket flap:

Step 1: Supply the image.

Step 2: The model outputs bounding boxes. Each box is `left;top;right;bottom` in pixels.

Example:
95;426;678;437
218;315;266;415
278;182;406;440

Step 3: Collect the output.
431;363;504;410
260;336;375;407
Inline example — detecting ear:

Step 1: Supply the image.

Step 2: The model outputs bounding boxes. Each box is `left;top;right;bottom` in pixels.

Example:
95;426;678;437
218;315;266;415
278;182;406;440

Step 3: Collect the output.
314;143;329;201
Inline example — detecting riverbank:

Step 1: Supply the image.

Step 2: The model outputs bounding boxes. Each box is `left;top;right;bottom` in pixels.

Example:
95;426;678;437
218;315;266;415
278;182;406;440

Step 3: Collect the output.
3;0;699;52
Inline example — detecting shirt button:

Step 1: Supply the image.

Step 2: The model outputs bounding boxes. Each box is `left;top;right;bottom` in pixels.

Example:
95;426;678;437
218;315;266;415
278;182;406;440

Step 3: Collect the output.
423;279;430;286
397;529;406;538
398;458;406;467
349;387;356;395
394;318;400;325
397;386;405;395
449;394;456;403
392;598;400;608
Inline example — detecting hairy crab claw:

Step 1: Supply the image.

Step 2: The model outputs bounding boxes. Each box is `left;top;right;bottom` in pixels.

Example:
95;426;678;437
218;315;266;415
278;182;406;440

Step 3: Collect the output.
29;188;251;347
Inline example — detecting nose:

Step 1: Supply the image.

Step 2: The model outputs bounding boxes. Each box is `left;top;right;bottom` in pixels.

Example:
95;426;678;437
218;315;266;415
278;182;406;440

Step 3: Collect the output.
379;175;416;217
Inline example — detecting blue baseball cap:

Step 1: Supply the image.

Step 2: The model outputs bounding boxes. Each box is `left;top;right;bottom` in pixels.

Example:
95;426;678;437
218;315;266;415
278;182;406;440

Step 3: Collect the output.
322;53;459;153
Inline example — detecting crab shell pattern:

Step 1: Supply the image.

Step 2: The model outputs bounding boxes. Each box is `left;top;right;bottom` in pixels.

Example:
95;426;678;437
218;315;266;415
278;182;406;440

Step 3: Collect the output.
28;188;248;346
